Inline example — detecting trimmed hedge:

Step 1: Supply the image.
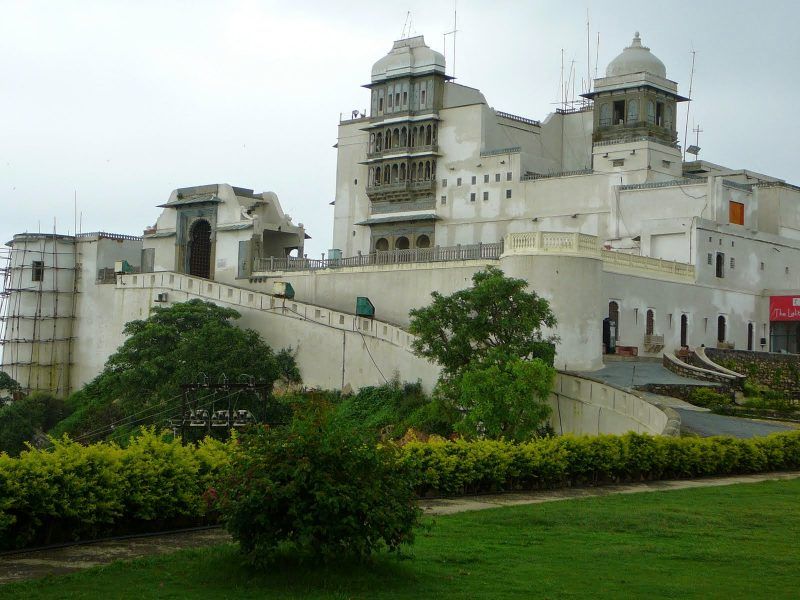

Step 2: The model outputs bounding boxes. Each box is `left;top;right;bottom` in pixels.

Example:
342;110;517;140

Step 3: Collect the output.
0;429;231;550
400;431;800;496
3;429;800;551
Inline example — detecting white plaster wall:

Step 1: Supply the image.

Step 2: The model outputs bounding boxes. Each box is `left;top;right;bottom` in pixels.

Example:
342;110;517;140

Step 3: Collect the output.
332;120;370;256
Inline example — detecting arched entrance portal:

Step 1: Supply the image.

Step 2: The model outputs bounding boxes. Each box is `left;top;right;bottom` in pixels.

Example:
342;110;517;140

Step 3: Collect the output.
188;219;212;279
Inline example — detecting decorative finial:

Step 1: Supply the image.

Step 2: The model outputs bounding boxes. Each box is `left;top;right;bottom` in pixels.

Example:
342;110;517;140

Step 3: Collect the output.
630;32;643;49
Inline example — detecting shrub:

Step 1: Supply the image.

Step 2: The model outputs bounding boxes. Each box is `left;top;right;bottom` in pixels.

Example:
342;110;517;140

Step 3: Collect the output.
400;431;800;497
688;387;730;408
0;429;232;550
219;404;421;565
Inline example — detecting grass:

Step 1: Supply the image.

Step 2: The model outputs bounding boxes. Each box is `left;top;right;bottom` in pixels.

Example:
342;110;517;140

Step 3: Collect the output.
4;479;800;599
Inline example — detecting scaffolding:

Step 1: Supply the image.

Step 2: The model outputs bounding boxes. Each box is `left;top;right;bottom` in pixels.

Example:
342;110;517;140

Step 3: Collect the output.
0;235;78;396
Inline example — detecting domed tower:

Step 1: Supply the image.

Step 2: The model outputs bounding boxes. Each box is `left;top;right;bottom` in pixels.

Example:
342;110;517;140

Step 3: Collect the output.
361;36;449;251
582;33;687;178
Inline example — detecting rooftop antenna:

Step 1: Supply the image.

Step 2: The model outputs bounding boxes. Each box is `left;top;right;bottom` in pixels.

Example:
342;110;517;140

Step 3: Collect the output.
595;32;600;80
682;46;697;161
443;1;458;77
400;11;413;39
586;9;591;94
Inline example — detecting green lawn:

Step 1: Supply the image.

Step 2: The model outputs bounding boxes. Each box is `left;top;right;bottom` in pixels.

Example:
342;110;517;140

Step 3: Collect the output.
5;479;800;599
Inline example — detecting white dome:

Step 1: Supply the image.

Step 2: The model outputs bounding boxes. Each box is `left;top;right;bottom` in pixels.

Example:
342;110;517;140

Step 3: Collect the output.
371;36;445;82
606;32;666;79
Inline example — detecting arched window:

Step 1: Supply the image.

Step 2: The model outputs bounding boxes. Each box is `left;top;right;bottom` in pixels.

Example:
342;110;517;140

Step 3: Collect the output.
411;128;417;147
401;127;407;147
391;164;399;183
410;163;417;181
599;103;611;127
646;309;655;336
664;106;673;129
716;253;725;278
400;163;406;181
432;124;437;144
419;126;425;144
375;238;389;251
747;322;754;351
646;101;656;124
431;160;436;179
188;219;212;279
393;128;400;148
369;133;375;154
375;132;382;152
383;167;390;184
717;316;726;343
374;167;381;185
680;314;688;347
416;234;431;248
424;161;431;180
608;301;620;340
395;236;410;250
627;100;639;122
426;125;432;145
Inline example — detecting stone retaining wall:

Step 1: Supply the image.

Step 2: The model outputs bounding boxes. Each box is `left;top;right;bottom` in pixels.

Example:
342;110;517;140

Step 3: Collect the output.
706;348;800;400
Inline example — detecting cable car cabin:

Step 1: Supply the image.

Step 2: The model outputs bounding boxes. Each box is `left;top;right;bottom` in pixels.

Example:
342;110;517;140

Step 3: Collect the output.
211;410;230;427
189;409;209;427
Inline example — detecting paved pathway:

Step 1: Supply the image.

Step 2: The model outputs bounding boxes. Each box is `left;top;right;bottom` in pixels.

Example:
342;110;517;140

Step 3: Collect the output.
582;362;796;438
3;471;800;585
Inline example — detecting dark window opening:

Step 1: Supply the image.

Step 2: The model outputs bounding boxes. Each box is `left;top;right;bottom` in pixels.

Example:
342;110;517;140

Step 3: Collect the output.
31;260;44;282
717;316;726;343
395;236;409;250
188;219;212;279
416;234;431;248
715;253;725;278
375;237;389;251
747;323;754;351
613;100;625;125
656;102;664;126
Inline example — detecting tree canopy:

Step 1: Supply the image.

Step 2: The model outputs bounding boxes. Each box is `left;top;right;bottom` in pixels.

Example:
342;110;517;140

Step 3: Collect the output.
56;300;298;439
408;266;557;377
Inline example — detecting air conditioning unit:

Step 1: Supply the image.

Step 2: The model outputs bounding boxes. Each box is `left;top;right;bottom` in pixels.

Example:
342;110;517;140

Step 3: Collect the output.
155;292;168;303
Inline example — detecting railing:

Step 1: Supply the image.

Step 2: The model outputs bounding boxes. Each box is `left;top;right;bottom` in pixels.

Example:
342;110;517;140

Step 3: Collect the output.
366;144;438;159
495;111;541;127
754;180;800;193
618;178;706;191
505;232;601;256
601;250;695;278
371;198;436;214
521;169;593;181
253;242;503;273
593;136;679;149
480;146;521;157
503;232;695;280
77;232;143;242
366;179;436;195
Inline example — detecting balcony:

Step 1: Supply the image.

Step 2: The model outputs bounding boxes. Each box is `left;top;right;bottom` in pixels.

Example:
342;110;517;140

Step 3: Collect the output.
366;144;438;161
366;179;436;201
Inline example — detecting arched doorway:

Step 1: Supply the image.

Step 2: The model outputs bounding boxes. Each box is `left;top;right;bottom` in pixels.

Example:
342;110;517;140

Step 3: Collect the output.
188;219;211;279
608;301;620;340
717;316;726;344
645;310;655;336
680;314;688;347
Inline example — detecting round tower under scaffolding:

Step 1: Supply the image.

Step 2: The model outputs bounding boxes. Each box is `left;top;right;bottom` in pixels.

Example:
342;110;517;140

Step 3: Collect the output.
0;233;78;397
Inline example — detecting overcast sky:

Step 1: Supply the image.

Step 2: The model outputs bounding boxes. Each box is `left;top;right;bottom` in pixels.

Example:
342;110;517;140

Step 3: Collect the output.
2;0;798;258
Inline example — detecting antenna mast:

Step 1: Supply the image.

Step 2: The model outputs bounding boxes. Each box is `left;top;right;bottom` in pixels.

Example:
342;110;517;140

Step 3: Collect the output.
586;10;591;94
682;47;696;161
443;1;458;77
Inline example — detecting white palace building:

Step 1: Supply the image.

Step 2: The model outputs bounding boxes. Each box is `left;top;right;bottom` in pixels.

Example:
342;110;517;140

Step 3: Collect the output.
2;33;799;412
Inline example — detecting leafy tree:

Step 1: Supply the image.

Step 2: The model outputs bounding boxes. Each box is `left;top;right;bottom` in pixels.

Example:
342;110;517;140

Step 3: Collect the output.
408;266;557;379
55;300;296;439
409;268;558;441
0;372;20;398
0;393;66;456
455;357;554;442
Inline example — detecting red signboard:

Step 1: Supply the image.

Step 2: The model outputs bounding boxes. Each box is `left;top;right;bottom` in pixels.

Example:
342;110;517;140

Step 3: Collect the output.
770;296;800;321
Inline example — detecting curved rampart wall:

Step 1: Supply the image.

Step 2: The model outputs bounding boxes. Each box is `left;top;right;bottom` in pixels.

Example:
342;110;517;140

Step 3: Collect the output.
550;372;673;436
